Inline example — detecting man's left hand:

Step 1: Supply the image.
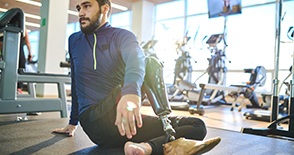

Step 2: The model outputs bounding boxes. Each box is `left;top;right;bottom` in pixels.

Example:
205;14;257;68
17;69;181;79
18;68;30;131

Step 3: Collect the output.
115;94;142;139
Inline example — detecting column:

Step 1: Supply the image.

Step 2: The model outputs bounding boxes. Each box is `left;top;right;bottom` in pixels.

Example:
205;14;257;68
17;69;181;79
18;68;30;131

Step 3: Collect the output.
132;0;155;44
36;0;69;96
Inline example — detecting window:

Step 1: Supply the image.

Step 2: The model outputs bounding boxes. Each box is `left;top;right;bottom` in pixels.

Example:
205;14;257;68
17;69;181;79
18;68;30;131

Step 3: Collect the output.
242;0;275;7
278;1;294;69
65;22;80;52
110;11;131;30
154;18;185;69
187;0;208;15
225;3;276;70
154;0;294;92
186;14;225;70
24;31;39;61
156;0;185;21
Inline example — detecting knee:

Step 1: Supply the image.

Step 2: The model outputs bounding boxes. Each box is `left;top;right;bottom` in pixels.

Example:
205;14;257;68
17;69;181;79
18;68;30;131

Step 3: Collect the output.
191;117;207;138
184;117;207;139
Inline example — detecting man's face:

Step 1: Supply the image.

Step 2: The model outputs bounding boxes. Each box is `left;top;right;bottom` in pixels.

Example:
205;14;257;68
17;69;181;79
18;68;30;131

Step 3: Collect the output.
76;0;102;34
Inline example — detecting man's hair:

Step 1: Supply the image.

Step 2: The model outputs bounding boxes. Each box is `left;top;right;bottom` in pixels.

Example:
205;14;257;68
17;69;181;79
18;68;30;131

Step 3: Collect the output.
96;0;112;18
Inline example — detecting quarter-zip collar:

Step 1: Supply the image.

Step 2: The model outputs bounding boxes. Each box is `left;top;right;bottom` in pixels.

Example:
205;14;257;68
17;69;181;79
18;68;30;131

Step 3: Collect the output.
84;22;111;70
93;22;111;34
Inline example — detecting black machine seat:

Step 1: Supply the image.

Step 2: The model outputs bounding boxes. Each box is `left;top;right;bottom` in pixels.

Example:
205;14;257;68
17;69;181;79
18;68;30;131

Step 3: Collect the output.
0;8;25;37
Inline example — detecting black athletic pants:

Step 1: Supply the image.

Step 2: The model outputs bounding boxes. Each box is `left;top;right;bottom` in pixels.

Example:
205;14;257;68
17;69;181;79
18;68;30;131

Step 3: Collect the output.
79;85;207;155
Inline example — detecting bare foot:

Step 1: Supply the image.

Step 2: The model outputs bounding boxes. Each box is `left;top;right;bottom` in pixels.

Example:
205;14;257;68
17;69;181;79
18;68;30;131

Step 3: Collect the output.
124;141;152;155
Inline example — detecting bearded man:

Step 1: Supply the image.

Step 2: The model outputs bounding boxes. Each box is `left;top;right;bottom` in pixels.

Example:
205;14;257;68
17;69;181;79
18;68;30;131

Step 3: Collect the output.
53;0;220;154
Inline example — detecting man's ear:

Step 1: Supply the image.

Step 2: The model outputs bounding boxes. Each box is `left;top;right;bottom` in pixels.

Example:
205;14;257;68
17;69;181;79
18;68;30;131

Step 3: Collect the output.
102;4;109;15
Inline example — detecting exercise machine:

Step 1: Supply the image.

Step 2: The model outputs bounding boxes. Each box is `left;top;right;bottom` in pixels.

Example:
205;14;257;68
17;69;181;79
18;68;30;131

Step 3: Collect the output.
166;28;200;103
169;34;230;111
241;0;294;139
243;66;292;121
230;66;267;110
0;8;70;118
168;33;232;111
189;66;267;115
141;40;159;59
60;51;71;68
190;34;230;105
167;35;197;110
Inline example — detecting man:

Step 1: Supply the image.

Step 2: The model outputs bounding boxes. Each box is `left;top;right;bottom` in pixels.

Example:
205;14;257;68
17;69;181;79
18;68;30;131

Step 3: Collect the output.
53;0;220;154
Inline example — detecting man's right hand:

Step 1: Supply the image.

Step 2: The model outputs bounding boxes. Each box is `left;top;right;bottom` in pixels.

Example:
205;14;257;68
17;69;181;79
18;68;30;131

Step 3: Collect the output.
53;124;77;137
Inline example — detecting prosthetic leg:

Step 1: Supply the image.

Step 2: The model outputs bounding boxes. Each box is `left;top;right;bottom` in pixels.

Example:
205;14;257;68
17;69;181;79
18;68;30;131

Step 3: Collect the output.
142;57;176;142
142;57;221;155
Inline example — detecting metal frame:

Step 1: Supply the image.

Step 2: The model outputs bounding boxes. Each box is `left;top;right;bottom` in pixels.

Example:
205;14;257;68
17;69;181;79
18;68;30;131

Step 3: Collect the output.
188;83;245;115
0;27;70;118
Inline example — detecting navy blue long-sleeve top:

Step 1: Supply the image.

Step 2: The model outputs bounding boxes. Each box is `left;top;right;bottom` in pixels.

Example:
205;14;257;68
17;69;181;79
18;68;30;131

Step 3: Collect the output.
68;22;146;125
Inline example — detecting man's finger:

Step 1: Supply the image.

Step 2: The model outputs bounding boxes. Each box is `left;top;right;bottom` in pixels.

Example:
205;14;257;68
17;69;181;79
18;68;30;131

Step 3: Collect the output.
122;116;132;139
53;128;65;133
134;108;142;128
68;129;75;137
128;111;136;136
115;113;125;136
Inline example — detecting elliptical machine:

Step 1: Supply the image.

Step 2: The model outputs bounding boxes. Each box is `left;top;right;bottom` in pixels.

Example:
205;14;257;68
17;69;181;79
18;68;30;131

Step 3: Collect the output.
187;34;230;106
141;39;159;59
167;33;230;111
203;34;229;103
168;35;197;105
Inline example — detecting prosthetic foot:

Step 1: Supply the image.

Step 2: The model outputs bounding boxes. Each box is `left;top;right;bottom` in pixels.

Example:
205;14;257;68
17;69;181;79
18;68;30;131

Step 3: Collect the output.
142;57;176;142
163;137;221;155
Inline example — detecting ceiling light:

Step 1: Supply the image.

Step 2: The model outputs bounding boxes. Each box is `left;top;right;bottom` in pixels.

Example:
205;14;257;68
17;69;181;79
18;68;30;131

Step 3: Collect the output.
0;8;8;12
0;8;40;19
16;0;42;7
16;0;127;11
25;22;40;28
24;13;41;19
68;3;128;16
67;10;79;16
112;3;128;11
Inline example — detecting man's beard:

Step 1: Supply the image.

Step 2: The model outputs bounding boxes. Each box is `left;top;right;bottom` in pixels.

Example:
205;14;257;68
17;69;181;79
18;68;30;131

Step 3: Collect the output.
80;12;101;34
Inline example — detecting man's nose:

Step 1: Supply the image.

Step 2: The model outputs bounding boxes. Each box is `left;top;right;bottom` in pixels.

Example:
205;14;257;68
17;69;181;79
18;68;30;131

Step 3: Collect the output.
79;10;85;17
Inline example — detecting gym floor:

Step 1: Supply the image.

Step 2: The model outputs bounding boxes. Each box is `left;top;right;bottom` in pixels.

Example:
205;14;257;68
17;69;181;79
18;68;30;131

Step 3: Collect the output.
0;98;294;155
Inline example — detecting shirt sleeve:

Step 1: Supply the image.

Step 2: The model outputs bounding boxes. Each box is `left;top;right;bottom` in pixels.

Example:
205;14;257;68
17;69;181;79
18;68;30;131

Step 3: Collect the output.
119;30;146;97
68;34;79;125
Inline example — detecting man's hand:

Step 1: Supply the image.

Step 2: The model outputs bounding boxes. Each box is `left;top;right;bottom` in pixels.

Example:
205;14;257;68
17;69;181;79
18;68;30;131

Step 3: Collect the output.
28;54;33;62
53;124;77;137
115;94;142;139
